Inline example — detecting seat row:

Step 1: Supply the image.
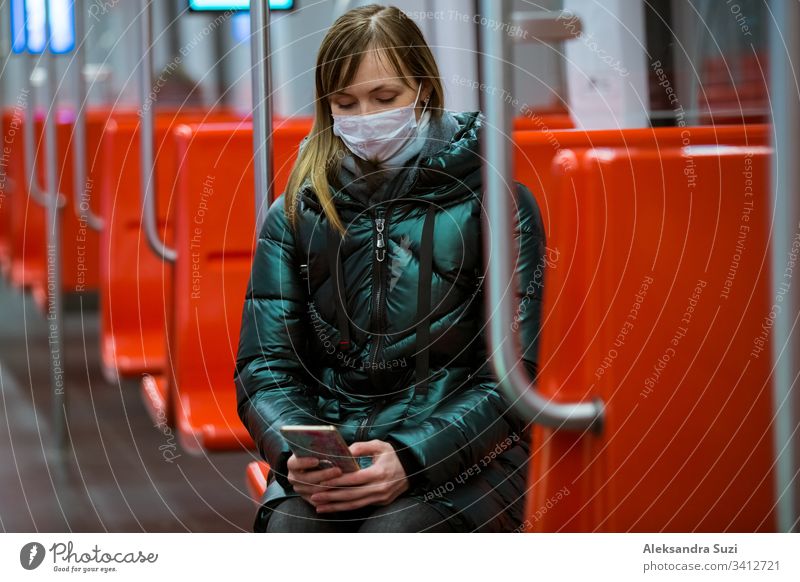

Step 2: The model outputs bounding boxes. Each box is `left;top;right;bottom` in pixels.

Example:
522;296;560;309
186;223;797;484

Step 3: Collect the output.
0;107;776;530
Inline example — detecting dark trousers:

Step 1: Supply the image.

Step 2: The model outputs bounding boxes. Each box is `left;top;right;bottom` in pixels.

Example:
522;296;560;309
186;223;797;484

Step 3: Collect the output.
263;496;460;533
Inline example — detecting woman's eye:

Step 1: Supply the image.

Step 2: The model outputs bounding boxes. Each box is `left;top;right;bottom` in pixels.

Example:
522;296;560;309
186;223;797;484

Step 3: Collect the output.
334;97;395;111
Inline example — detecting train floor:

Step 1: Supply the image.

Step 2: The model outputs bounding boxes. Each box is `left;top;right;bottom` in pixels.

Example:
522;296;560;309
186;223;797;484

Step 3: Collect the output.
0;276;256;532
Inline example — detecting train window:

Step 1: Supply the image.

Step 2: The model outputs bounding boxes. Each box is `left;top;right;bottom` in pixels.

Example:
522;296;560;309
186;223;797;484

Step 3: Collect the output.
9;0;75;54
187;0;295;11
647;0;768;126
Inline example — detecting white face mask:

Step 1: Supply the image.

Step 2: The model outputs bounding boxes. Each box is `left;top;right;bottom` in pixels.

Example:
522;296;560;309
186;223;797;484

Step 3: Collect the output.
332;84;429;165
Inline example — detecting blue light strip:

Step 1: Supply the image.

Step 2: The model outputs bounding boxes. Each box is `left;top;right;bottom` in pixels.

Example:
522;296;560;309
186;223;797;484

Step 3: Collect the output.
10;0;27;53
188;0;294;11
10;0;75;54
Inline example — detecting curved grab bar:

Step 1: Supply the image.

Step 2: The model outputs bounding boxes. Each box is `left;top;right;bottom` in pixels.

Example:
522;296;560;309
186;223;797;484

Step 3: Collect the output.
72;0;104;231
478;0;604;433
138;0;176;263
250;0;273;231
23;51;64;208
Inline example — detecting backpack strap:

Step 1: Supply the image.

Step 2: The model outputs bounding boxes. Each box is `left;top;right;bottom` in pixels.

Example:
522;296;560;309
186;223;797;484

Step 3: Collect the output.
413;205;437;398
326;224;352;350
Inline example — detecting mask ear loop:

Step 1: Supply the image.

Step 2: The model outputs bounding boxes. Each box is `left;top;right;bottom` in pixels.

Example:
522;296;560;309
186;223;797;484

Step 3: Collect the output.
416;83;431;125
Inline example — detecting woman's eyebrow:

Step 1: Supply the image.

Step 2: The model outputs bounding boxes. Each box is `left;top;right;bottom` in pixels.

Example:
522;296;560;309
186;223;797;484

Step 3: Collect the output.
332;83;402;96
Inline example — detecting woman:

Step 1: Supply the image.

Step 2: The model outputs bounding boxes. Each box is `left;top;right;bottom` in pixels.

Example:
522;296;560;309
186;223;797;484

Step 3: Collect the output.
234;3;546;533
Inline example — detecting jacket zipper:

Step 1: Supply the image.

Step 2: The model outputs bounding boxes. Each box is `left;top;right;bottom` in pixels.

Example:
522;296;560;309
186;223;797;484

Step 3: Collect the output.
359;200;398;441
355;398;385;442
371;211;386;366
367;204;392;382
328;174;466;442
358;180;425;442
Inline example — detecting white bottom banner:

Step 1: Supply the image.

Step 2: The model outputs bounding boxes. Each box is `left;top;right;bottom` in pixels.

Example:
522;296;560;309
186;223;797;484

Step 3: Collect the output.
1;533;798;581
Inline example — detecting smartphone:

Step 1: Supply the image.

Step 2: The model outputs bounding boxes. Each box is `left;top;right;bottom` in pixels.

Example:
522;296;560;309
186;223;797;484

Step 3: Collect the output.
280;425;360;473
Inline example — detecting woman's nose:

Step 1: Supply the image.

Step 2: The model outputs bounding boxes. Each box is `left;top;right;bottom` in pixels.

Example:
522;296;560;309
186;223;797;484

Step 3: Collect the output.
355;101;402;116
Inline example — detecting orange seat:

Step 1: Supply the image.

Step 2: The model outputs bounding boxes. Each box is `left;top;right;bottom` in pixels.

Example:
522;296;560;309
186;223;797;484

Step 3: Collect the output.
512;126;771;381
23;108;123;310
0;108;27;278
525;145;776;532
513;112;574;131
7;112;47;291
165;119;310;453
245;461;271;502
3;107;137;300
98;116;177;381
98;110;244;381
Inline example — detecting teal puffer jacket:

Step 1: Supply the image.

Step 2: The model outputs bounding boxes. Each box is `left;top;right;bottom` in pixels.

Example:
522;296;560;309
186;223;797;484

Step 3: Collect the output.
234;110;546;532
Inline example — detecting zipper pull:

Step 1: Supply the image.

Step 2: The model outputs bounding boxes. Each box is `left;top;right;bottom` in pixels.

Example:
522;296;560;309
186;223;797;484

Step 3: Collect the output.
375;217;386;262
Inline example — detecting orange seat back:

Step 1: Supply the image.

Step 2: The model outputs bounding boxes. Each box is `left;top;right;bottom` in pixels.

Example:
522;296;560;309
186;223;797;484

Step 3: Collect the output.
98;109;244;379
170;119;311;451
525;145;776;532
7;112;47;290
513;124;769;234
0;108;27;276
24;108;122;306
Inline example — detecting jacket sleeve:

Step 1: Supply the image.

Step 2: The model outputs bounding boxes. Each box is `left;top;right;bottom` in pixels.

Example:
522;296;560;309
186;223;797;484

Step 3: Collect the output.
384;182;546;490
234;194;320;490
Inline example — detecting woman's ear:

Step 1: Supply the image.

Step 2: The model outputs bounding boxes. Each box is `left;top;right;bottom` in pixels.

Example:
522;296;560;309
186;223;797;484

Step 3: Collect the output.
423;82;431;104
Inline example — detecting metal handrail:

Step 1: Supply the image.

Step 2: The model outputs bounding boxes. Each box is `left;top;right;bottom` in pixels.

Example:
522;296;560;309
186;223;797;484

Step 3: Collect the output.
250;0;273;232
478;0;604;432
139;0;176;263
72;0;103;231
23;52;64;208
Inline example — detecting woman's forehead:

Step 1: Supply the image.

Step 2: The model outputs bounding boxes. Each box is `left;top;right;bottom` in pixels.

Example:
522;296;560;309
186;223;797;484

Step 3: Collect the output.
334;49;413;95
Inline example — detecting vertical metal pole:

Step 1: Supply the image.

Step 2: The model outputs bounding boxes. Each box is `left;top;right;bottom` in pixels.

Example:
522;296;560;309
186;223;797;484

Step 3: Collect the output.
72;0;103;230
44;0;68;451
480;0;516;401
769;0;800;534
250;0;273;231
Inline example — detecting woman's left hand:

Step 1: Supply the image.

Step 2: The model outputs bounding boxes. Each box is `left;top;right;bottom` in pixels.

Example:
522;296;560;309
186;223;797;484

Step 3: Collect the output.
310;439;409;513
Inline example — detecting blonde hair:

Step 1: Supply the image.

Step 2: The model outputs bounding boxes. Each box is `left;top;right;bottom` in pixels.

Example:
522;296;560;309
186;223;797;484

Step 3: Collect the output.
283;4;445;236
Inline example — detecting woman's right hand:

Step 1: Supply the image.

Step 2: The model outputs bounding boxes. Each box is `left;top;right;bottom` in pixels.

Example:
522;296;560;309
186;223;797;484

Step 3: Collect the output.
286;454;343;506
